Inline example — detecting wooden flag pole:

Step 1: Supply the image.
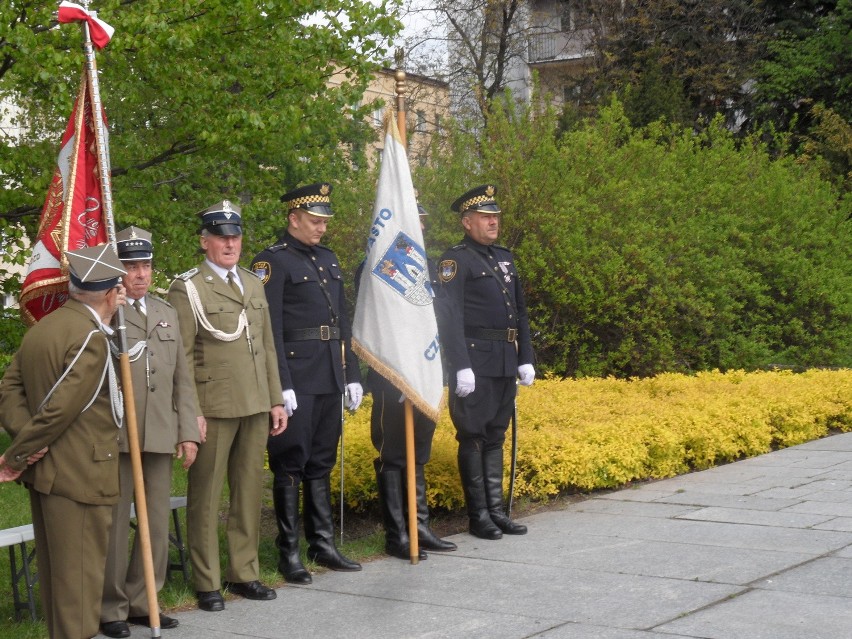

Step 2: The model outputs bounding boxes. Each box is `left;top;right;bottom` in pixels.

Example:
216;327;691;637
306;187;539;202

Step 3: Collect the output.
79;4;161;635
394;63;420;565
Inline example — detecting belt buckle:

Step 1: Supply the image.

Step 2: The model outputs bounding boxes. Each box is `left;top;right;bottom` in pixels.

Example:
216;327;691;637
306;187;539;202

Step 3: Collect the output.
320;325;331;341
507;328;517;342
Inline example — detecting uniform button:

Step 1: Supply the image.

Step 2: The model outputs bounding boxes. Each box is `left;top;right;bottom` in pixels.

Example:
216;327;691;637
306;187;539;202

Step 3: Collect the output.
303;276;308;281
150;386;156;392
319;267;324;271
107;453;113;458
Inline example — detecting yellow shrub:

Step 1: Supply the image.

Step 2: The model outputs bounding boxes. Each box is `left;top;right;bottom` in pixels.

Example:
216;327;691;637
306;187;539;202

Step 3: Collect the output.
331;369;852;511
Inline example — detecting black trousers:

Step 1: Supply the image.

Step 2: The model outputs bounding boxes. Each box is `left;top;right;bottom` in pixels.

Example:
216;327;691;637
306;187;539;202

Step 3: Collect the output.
268;391;342;484
448;373;515;455
368;369;436;470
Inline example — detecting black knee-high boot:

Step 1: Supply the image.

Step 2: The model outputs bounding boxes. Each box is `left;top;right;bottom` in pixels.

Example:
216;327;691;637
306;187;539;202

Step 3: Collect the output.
413;465;456;551
375;460;427;560
457;448;502;540
303;476;361;571
272;485;312;584
483;448;527;535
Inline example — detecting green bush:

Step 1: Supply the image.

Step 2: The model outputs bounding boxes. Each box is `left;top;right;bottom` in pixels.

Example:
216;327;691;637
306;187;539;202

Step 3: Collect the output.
333;369;852;510
414;96;852;378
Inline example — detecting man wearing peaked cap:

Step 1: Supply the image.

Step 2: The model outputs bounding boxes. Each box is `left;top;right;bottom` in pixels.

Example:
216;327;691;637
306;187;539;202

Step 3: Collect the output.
100;227;200;637
168;200;286;612
436;184;536;541
0;244;126;639
198;199;243;236
250;181;364;583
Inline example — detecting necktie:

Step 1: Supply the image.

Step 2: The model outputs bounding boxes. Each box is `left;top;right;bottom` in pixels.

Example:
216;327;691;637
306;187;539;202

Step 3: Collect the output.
133;299;145;316
227;271;242;297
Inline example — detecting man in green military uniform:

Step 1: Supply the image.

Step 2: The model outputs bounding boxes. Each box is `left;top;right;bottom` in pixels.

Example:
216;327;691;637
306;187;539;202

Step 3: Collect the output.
0;245;127;639
168;201;287;612
100;227;201;637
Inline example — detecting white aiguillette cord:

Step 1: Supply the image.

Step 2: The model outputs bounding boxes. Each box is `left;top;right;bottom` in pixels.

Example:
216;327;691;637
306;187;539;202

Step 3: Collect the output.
40;329;124;428
182;277;252;350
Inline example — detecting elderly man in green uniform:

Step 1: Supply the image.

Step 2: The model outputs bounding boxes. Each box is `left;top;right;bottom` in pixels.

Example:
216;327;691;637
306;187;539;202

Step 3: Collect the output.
99;227;201;637
168;200;287;612
0;245;126;639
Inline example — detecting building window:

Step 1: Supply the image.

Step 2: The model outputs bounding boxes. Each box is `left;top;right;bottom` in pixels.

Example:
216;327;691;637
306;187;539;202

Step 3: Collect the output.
415;110;427;133
373;105;385;127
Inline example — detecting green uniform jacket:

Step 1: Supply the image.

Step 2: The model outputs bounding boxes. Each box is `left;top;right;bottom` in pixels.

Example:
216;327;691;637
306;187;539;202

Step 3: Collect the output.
120;294;200;453
0;299;120;505
167;262;282;418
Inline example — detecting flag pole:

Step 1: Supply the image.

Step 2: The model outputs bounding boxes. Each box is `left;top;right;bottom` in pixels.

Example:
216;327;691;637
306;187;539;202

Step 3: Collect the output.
394;60;420;565
78;4;161;635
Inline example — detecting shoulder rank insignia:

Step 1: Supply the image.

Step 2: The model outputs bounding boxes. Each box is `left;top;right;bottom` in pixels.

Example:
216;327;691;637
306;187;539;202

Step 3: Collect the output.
267;242;288;253
176;267;198;281
439;259;457;283
252;261;271;284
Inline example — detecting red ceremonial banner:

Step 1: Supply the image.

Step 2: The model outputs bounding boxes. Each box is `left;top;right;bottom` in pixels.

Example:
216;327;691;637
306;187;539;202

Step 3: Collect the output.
19;70;110;325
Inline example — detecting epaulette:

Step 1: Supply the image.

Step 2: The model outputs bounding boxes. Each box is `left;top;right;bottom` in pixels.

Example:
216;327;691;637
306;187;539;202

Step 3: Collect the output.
449;243;467;251
175;267;199;281
148;293;173;308
237;265;256;276
493;243;509;251
314;243;334;253
266;242;288;253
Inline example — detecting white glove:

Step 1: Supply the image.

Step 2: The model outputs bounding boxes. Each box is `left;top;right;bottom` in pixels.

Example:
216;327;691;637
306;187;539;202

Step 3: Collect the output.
455;368;475;397
282;389;298;416
346;383;364;411
518;364;535;386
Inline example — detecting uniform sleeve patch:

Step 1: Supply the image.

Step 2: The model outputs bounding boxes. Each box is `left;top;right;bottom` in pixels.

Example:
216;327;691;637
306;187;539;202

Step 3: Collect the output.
439;259;457;283
252;261;271;284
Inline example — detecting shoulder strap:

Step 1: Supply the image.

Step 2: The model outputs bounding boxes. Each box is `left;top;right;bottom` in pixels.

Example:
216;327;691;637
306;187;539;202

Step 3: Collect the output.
467;247;519;318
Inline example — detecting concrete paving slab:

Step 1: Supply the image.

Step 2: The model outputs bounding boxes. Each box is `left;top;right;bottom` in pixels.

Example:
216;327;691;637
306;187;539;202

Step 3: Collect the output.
112;432;852;639
754;557;852;597
654;492;803;511
654;589;852;639
674;505;833;528
569;498;699;518
813;517;852;532
783;500;852;517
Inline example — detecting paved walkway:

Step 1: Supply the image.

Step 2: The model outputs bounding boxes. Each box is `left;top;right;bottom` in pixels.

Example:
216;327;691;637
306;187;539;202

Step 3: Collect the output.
124;432;852;638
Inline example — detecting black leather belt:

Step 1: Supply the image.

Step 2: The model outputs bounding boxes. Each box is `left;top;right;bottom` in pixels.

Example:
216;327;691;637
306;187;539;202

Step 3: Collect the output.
281;326;340;341
465;327;518;342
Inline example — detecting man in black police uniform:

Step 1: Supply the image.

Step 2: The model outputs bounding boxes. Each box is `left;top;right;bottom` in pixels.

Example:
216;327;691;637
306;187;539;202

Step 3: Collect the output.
437;184;535;540
356;200;457;560
251;182;363;584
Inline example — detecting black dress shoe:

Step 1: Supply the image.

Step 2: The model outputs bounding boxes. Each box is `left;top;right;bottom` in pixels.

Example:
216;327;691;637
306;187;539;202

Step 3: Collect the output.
223;580;277;600
100;621;130;638
196;590;225;612
127;614;179;629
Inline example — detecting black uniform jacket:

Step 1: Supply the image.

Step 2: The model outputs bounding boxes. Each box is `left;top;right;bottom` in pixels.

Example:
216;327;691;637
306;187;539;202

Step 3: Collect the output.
437;236;533;378
251;231;360;395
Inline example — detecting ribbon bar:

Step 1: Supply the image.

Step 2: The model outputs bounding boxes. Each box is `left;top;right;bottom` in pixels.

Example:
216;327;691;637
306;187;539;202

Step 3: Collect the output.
58;1;115;49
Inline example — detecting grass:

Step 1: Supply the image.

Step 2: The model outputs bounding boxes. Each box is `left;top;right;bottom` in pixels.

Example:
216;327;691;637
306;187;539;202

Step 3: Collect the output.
0;435;388;639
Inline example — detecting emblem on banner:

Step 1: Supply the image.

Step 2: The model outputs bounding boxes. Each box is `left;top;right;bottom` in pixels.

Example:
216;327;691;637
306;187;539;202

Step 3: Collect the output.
372;232;433;306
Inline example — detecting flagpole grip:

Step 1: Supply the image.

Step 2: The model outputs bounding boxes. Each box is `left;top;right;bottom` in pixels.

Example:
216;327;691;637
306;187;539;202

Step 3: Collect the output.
404;400;419;564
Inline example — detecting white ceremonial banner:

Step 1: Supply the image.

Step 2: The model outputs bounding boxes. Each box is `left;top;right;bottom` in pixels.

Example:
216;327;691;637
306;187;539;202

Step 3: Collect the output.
351;114;444;421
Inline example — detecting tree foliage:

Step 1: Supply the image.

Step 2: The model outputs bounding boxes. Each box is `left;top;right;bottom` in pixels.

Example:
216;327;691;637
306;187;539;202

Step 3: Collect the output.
416;93;852;377
0;0;400;287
